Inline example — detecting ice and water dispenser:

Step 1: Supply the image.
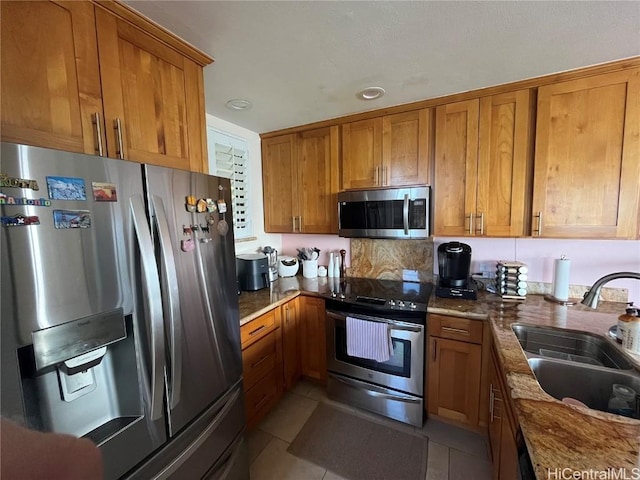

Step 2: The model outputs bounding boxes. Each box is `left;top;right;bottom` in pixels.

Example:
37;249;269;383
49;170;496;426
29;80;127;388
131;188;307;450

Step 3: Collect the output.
18;309;144;443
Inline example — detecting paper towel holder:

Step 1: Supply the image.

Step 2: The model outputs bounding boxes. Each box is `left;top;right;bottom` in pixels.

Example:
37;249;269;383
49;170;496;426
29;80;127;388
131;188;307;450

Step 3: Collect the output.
543;293;578;305
544;254;578;305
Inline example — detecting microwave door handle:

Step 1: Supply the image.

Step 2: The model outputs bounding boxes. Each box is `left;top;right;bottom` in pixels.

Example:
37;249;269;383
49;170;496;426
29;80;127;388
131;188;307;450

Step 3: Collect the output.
130;195;165;421
403;194;409;235
151;195;183;409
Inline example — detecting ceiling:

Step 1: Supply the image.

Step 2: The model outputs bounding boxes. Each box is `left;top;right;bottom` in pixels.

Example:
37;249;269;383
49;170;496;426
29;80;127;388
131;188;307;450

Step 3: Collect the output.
125;1;640;134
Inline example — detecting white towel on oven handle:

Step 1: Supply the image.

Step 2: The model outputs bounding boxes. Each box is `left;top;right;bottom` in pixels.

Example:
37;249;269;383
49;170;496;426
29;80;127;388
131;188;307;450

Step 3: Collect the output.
346;316;394;363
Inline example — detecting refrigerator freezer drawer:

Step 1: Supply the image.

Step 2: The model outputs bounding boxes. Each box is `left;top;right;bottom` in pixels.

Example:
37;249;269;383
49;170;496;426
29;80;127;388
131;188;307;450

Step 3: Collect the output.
126;382;246;480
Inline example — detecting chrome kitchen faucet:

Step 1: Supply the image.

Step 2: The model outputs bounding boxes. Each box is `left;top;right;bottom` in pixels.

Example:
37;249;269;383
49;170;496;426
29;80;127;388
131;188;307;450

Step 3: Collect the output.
581;272;640;308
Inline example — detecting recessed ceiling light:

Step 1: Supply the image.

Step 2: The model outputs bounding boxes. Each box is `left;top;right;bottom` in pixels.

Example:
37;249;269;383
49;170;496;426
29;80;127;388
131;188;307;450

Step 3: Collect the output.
225;99;253;111
357;86;385;100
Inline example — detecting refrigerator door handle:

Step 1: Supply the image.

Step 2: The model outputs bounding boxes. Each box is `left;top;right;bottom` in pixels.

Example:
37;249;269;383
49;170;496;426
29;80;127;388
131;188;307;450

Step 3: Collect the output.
130;195;165;421
150;195;183;409
151;388;241;480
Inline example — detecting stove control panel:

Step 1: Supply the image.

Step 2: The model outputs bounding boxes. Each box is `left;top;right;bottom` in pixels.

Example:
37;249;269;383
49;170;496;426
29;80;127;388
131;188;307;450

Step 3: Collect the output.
325;294;427;313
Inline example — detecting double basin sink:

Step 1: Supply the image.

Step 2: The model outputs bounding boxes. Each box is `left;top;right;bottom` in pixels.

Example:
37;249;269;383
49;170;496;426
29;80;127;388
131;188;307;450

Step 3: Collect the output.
512;324;640;417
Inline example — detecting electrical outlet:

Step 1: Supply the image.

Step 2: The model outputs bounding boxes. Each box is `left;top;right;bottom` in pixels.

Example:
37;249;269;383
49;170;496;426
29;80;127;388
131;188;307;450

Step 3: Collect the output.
402;269;420;282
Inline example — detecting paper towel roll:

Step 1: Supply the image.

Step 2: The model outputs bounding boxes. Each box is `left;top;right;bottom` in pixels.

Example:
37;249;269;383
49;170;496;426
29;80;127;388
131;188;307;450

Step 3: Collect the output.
552;257;571;301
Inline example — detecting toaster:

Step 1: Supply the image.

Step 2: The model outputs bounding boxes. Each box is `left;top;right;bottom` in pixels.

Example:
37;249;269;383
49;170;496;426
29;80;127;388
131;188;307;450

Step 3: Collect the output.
277;256;299;277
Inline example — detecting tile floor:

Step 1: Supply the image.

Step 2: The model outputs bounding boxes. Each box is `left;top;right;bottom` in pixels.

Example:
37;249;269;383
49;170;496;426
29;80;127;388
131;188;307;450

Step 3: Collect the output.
248;380;492;480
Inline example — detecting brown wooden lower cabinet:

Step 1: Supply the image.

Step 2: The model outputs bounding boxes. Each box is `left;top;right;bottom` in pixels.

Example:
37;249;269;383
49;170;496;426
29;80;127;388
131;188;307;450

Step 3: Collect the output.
488;344;519;480
298;296;327;382
282;297;301;390
241;295;327;429
240;308;282;429
427;314;487;428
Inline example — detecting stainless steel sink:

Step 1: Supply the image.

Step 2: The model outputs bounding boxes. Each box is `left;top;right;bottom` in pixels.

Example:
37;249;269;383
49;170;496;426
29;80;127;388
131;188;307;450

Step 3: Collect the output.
512;324;632;370
528;357;640;417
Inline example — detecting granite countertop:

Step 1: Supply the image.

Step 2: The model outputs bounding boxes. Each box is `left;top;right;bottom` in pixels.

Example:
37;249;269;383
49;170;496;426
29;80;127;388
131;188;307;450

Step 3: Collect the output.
238;277;640;477
237;275;331;326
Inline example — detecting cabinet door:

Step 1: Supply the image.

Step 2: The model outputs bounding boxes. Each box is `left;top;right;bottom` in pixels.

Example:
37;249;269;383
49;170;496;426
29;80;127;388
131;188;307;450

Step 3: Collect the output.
262;135;297;232
1;1;104;155
95;7;206;171
488;351;504;479
477;90;534;237
297;126;340;233
532;69;640;238
341;118;383;190
428;336;482;426
434;100;480;236
282;298;301;390
382;109;432;187
299;296;327;382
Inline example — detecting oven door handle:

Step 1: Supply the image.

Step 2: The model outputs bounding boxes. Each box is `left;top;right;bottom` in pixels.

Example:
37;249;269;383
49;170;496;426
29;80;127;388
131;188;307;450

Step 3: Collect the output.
326;310;422;333
330;374;421;403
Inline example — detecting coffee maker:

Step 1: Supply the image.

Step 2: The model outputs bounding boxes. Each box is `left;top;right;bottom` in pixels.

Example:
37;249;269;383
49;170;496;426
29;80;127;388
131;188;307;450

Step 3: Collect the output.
436;241;477;299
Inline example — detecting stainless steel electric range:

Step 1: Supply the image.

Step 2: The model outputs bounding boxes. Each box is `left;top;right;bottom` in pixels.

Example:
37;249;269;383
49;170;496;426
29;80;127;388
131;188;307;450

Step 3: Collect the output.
321;277;433;427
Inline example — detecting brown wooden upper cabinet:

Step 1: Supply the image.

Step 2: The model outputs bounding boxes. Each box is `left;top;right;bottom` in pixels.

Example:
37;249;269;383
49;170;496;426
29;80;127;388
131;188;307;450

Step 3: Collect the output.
434;90;534;237
1;1;212;172
531;68;640;239
1;1;104;155
262;127;339;233
341;110;431;190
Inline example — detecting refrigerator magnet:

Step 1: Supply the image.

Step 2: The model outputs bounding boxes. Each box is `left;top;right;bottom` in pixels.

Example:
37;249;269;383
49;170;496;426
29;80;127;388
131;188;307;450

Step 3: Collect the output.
217;218;229;236
47;176;86;201
0;193;51;206
217;199;227;213
206;198;216;213
0;173;40;191
1;214;40;227
185;196;197;212
52;210;91;229
181;238;195;252
196;198;207;213
92;182;118;202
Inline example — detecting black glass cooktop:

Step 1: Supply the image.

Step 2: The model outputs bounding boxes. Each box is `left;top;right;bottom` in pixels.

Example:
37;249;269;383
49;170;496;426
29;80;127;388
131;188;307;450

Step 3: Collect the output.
322;277;433;314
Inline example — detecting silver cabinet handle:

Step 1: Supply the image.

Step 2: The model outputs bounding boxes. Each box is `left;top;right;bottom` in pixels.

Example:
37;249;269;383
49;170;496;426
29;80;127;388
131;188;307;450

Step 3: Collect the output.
383;166;388;186
298;215;303;232
533;211;542;236
477;212;484;235
151;195;183;409
92;112;104;156
292;217;296;232
403;193;410;235
114;118;124;159
375;166;380;186
441;326;470;336
489;384;495;422
467;213;474;235
130;195;165;421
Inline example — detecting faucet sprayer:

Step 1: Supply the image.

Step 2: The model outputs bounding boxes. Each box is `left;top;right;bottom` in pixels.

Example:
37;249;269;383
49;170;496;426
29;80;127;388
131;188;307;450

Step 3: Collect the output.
581;272;640;308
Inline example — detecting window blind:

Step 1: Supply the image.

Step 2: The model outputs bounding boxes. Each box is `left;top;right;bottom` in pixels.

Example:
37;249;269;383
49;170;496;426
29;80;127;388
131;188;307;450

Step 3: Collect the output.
207;129;251;239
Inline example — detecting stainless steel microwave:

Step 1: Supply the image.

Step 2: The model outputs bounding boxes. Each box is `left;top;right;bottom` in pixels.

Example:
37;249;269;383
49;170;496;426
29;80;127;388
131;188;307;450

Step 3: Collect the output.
338;186;430;239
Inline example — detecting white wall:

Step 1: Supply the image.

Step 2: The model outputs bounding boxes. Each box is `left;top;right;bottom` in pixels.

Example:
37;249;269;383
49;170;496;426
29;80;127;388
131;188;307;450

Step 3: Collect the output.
205;114;282;255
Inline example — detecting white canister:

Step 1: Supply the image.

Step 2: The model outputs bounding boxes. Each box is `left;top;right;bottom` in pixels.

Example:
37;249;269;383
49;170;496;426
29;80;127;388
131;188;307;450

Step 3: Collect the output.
302;259;318;278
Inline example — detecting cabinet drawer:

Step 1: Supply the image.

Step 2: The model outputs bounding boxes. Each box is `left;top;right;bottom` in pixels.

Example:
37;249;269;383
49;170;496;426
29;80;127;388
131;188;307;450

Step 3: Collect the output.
429;314;483;344
241;309;278;348
244;368;278;426
242;330;277;391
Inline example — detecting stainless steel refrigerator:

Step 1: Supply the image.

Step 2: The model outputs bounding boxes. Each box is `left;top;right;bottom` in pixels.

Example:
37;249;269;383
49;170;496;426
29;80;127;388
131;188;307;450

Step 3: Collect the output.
1;143;249;479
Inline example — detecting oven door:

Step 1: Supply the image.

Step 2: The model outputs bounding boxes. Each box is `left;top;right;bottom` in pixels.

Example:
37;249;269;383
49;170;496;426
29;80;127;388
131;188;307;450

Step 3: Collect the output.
326;310;424;396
